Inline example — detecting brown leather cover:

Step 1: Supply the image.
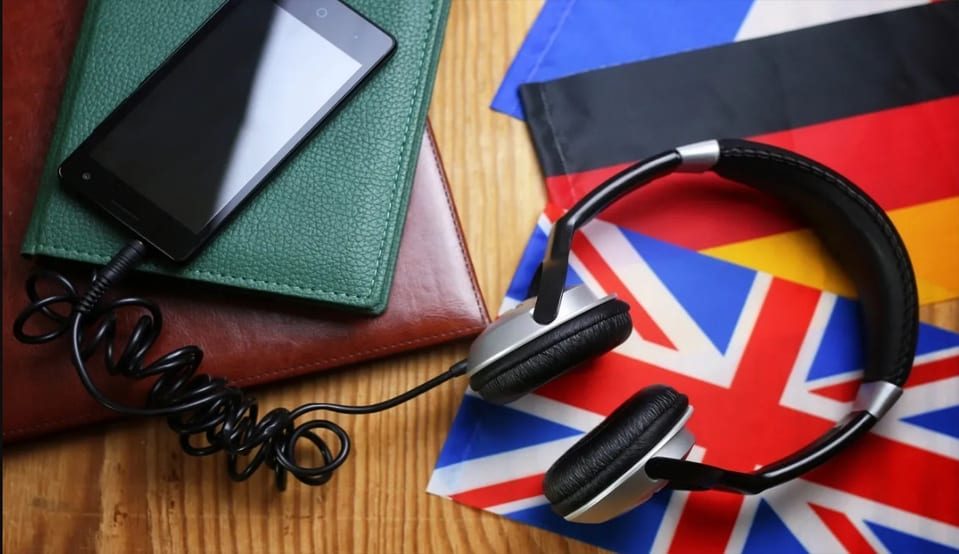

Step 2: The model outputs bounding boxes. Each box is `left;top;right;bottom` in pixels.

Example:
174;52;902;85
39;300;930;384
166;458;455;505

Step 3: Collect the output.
1;0;489;443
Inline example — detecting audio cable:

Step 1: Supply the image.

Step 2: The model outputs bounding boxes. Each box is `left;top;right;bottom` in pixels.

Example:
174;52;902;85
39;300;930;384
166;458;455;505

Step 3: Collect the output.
13;239;468;490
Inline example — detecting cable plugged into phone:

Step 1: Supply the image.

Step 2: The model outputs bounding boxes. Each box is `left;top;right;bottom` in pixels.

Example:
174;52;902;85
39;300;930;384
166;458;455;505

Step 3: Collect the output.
14;240;468;490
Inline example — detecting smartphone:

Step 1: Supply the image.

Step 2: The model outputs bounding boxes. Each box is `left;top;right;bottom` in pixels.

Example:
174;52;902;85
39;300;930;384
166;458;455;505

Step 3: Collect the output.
58;0;395;261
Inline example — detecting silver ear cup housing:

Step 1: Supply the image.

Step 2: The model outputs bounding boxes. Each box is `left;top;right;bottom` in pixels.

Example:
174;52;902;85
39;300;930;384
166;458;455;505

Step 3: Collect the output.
465;284;616;378
564;407;695;524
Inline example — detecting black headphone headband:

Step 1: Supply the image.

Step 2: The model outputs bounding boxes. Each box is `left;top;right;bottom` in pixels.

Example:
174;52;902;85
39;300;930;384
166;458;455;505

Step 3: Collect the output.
533;138;918;494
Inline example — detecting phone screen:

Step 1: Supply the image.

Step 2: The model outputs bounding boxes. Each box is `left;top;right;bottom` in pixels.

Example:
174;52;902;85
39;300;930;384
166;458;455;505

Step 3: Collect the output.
60;0;395;260
91;1;361;233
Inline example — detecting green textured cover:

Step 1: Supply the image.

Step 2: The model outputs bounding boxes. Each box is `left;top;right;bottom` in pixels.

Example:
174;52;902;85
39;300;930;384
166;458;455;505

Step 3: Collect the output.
21;0;449;314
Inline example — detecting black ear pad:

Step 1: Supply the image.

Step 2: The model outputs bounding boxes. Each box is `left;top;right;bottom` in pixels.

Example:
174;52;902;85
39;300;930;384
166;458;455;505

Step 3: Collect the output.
470;299;631;405
544;385;689;517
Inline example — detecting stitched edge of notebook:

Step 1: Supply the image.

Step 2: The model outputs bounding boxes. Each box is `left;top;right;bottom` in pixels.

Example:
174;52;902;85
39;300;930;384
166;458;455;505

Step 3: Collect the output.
424;125;490;323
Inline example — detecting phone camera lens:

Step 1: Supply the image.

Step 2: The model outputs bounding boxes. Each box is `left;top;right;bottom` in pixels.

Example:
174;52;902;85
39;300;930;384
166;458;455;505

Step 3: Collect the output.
81;171;92;181
315;8;328;18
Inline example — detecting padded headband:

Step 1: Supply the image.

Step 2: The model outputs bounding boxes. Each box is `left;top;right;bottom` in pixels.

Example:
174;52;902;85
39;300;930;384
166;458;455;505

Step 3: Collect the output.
532;139;918;494
713;140;917;386
534;139;918;386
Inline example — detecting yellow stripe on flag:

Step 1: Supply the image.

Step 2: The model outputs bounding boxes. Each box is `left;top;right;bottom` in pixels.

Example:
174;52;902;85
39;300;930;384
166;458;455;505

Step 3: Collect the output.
701;197;959;305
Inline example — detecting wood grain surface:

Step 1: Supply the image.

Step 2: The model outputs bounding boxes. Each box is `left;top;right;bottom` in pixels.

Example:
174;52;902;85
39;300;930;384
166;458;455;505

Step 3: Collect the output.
3;2;957;553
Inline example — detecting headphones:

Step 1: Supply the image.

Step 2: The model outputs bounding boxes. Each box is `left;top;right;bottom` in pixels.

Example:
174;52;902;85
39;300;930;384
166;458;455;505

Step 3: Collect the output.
463;139;918;524
14;138;918;509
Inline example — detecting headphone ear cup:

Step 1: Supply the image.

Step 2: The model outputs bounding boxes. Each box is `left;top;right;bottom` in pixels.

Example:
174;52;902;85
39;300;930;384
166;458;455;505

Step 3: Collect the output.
544;385;692;522
470;298;631;404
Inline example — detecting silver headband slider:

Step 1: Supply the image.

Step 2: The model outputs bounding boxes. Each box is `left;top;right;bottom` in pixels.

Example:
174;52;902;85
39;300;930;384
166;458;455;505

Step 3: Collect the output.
853;381;903;419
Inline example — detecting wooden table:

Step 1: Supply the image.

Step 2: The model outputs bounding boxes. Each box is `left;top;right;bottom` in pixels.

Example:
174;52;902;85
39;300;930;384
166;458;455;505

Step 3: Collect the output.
4;2;957;553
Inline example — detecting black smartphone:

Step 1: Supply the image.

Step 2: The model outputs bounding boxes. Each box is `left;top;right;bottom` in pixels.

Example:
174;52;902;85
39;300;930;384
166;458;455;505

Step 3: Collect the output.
58;0;395;261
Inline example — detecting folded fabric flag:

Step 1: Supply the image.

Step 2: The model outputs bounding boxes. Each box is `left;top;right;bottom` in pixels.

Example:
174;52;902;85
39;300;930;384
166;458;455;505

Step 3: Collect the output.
428;207;959;553
492;0;926;119
519;2;959;305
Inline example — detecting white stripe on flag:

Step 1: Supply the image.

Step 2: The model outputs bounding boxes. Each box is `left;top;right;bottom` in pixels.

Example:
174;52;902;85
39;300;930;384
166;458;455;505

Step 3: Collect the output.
875;376;959;460
915;345;959;367
651;445;706;554
578;219;774;389
734;0;926;41
781;291;847;420
759;479;848;553
486;391;604;433
426;436;582;497
487;495;551;515
763;477;959;551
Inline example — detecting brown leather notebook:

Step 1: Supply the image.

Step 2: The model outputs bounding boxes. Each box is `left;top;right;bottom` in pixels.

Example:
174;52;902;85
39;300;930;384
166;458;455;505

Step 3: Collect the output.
2;1;489;443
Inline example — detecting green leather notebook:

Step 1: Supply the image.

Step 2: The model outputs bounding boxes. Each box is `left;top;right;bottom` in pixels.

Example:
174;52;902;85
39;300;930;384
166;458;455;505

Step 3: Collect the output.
21;0;449;313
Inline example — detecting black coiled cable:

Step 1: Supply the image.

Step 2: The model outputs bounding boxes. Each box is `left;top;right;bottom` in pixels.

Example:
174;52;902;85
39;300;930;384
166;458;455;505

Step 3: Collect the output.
13;239;468;490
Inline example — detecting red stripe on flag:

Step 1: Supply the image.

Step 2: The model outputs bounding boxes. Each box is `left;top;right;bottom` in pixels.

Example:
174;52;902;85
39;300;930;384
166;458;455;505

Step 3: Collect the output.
449;474;545;510
670;492;745;553
811;355;959;402
806;433;959;527
906;355;959;388
811;380;859;403
571;232;677;350
543;202;565;223
668;279;827;550
543;204;676;349
694;279;829;469
810;504;877;554
546;96;959;250
536;352;718;416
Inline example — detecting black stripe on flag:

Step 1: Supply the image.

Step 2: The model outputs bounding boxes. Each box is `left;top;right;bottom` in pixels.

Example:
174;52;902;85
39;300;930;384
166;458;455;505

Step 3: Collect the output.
520;2;959;177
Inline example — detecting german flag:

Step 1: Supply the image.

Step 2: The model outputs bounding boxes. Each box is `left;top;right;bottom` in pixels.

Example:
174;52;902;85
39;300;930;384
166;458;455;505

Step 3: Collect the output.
520;2;959;304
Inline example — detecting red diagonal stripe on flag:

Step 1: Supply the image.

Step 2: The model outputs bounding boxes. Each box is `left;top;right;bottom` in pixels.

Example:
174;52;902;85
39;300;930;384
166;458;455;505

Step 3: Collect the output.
670;278;827;550
571;231;677;350
810;504;876;554
806;433;959;527
811;355;959;402
449;474;545;510
905;355;959;388
536;354;717;416
670;493;745;554
810;380;858;402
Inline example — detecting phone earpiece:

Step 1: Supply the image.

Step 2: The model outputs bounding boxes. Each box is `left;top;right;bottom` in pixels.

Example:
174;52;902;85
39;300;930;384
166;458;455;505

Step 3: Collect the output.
467;285;632;404
543;385;695;523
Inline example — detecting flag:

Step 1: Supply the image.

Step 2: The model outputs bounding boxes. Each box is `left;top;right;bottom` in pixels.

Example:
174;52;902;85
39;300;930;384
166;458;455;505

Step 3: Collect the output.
518;3;959;304
491;0;927;119
428;208;959;553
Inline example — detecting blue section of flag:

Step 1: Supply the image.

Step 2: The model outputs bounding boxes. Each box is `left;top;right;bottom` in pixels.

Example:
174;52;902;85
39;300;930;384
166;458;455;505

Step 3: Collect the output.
506;491;672;553
866;520;959;554
432;215;959;552
491;0;755;119
808;297;863;380
743;501;807;554
434;395;583;469
903;405;959;440
808;294;959;382
621;227;756;354
917;321;959;356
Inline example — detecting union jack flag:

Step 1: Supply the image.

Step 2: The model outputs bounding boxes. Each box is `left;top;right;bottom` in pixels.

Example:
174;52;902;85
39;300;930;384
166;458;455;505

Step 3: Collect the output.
428;208;959;553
